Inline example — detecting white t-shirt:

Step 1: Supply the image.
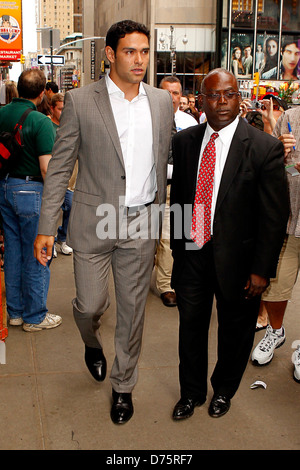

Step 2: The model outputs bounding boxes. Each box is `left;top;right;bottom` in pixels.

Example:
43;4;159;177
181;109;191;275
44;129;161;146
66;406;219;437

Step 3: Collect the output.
175;109;198;132
168;110;198;179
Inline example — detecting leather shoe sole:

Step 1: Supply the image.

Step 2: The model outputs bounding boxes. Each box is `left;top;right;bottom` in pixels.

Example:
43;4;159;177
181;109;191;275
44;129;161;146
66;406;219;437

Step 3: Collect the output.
111;390;134;424
161;292;177;307
172;397;205;420
84;345;107;382
208;394;231;418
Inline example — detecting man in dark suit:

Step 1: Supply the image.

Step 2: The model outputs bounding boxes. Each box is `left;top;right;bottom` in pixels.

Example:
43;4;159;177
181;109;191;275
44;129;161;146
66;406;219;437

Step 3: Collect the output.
170;68;289;419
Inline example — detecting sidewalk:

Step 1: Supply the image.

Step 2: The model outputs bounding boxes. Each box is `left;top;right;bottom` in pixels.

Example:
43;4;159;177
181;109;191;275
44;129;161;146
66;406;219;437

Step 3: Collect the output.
0;252;299;451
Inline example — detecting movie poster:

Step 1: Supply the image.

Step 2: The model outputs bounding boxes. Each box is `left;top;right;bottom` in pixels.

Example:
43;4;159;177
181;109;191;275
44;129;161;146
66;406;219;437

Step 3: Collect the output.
0;0;22;61
247;34;300;81
230;32;254;79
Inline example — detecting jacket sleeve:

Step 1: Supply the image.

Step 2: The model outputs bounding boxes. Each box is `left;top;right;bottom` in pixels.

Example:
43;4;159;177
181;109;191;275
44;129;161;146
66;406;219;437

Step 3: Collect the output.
38;91;80;236
251;137;290;278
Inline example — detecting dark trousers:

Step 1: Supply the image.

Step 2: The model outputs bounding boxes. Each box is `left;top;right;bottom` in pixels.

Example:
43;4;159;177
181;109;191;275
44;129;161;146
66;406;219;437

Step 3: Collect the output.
173;240;260;401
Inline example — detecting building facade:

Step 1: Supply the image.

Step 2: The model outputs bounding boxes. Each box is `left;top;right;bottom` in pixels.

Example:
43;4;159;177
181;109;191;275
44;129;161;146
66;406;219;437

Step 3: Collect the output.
83;0;300;103
221;0;300;101
84;0;216;93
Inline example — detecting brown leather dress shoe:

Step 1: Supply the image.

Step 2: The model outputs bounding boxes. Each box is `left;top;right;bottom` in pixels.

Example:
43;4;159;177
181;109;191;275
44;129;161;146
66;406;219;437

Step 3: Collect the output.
161;291;177;307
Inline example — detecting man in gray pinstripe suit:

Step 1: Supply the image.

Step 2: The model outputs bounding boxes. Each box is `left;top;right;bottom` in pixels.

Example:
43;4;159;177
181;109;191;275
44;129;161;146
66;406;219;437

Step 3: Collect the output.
34;20;174;424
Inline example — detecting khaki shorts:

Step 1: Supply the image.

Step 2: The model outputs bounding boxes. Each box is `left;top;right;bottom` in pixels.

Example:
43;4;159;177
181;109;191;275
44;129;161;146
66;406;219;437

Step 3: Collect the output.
262;235;300;301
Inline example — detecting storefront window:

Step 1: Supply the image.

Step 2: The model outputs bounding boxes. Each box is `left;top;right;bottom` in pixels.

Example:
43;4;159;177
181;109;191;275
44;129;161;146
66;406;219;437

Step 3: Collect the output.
156;51;213;94
282;0;300;32
257;0;280;31
232;0;255;29
155;27;216;94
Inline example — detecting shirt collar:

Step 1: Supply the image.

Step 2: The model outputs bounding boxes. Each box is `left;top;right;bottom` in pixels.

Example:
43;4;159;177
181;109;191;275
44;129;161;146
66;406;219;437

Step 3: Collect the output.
105;73;147;99
206;116;239;146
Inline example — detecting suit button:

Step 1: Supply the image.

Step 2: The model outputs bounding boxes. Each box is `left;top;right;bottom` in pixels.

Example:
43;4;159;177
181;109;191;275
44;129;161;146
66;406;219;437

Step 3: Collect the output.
121;175;125;179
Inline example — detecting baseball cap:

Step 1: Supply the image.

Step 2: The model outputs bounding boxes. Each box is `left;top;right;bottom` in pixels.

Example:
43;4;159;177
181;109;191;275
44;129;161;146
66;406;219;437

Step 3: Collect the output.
261;94;288;111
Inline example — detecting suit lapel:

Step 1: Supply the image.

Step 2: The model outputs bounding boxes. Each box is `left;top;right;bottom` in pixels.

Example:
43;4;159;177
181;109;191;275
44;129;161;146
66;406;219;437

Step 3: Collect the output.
188;124;206;204
144;83;160;165
215;118;248;213
93;78;125;168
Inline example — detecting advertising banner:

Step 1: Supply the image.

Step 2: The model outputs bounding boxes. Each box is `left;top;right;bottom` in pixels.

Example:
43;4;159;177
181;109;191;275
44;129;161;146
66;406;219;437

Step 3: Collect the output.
0;0;22;61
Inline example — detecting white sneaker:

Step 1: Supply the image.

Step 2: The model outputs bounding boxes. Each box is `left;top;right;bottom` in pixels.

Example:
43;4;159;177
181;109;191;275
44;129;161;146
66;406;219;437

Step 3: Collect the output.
292;345;300;383
56;239;73;255
9;317;23;326
252;325;285;365
23;313;62;332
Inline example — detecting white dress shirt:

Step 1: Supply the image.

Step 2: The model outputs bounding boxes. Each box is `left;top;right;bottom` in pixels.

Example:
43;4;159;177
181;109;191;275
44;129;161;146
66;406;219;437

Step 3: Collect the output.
105;74;156;207
197;116;239;233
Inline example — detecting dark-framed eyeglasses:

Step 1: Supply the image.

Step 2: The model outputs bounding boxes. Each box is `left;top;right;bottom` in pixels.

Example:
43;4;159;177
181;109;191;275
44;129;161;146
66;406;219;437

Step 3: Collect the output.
201;91;240;101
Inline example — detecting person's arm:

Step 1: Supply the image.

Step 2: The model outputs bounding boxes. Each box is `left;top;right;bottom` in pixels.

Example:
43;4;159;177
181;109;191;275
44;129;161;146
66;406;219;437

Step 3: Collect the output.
34;235;55;266
34;91;80;265
244;274;269;299
278;133;297;158
258;98;277;131
38;154;51;180
250;138;289;283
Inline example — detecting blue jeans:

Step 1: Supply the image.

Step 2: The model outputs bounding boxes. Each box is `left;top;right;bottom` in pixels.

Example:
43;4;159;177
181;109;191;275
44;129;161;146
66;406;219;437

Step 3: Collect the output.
0;177;50;324
56;189;73;242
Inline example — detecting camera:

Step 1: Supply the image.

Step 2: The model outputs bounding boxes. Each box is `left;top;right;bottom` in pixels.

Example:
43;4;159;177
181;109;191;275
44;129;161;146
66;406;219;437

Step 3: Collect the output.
252;101;262;109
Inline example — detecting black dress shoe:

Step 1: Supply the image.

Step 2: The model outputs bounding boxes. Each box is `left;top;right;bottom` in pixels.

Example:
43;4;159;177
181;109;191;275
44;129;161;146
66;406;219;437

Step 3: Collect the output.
208;394;231;418
161;292;177;307
110;390;134;424
172;397;205;420
84;345;107;382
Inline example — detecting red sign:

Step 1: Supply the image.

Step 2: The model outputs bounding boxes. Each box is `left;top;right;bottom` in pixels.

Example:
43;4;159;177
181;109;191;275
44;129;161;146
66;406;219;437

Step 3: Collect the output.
0;1;23;61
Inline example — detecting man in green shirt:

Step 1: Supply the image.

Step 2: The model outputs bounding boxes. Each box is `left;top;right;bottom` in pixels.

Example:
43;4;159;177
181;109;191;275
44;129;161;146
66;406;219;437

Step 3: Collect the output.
0;69;62;332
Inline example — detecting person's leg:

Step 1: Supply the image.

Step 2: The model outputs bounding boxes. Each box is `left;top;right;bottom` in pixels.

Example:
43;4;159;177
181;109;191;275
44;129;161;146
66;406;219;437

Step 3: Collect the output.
256;300;268;330
173;243;215;401
155;186;176;305
252;235;299;365
110;208;156;393
264;300;288;328
72;249;112;349
0;179;50;325
57;189;73;242
0;179;23;321
212;288;260;398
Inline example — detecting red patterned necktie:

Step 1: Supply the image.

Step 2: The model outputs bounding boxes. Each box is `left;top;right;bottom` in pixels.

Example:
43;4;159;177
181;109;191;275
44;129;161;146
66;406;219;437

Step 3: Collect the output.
190;132;219;248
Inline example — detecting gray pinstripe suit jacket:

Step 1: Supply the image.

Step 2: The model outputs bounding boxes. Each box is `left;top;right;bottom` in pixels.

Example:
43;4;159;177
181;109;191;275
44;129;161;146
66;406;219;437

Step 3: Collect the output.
38;77;174;253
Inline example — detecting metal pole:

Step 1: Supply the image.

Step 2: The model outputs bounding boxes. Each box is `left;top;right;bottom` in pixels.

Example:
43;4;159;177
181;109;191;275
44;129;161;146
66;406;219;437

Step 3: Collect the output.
50;28;54;81
277;0;283;80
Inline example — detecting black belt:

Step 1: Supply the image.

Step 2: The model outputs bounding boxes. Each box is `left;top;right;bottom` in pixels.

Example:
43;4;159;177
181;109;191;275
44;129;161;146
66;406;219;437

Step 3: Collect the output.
167;179;172;185
126;199;154;216
7;175;43;183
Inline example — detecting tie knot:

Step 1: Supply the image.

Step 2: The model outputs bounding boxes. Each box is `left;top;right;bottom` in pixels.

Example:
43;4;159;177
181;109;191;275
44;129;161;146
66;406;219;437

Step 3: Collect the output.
211;132;219;141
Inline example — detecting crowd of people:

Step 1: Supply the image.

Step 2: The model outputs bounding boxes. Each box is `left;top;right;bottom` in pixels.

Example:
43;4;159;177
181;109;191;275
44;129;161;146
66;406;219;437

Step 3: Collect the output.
0;19;299;427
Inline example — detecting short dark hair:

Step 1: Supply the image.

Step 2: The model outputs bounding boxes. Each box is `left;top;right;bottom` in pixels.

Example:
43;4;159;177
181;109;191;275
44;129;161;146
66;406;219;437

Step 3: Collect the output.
106;20;150;54
46;81;59;93
159;76;182;92
17;69;46;99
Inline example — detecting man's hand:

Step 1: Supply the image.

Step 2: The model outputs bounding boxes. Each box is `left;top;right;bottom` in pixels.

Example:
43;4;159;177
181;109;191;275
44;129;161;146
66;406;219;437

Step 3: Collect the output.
244;274;269;299
34;235;55;266
278;133;297;158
